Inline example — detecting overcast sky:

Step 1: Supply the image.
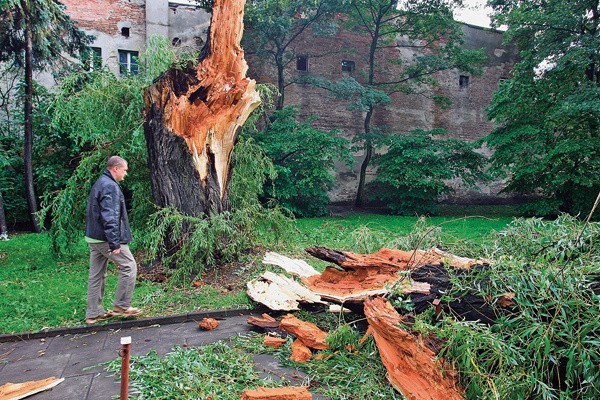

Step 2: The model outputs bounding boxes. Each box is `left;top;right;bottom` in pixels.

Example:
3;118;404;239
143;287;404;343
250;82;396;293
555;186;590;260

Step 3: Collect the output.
454;0;493;28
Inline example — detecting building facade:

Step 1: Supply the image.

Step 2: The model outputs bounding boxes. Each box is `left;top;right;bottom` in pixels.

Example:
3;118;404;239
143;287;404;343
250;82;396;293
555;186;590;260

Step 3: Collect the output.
61;0;517;204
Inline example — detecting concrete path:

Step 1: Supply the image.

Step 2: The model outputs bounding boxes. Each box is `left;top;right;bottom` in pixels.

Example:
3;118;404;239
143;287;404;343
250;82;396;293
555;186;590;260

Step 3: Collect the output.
0;310;324;399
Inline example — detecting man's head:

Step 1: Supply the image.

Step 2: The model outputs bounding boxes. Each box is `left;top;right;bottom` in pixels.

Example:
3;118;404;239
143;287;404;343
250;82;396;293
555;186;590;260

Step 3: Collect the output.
106;156;128;182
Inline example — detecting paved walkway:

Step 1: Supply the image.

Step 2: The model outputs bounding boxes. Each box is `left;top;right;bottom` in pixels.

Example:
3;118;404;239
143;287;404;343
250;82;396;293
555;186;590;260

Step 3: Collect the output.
0;310;322;399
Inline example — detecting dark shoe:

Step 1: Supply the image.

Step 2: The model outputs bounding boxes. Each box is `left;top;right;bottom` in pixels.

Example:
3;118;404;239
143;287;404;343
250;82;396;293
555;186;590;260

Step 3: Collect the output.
112;306;142;317
85;311;114;324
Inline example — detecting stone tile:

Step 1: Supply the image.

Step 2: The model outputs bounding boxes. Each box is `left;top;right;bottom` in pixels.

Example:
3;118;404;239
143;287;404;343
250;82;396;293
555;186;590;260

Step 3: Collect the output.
86;372;121;400
0;353;70;383
27;374;93;400
0;337;52;363
104;325;182;357
45;331;108;355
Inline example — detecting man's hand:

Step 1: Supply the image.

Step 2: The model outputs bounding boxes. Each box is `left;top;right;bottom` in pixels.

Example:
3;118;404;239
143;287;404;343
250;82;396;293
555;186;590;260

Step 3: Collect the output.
110;248;121;255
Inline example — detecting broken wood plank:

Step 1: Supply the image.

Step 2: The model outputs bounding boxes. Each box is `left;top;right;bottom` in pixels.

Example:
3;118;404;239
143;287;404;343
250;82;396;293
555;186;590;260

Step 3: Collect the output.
246;271;325;311
364;297;463;400
240;386;312;400
0;377;64;400
264;336;287;349
279;314;328;350
262;252;320;277
290;339;312;363
247;313;280;329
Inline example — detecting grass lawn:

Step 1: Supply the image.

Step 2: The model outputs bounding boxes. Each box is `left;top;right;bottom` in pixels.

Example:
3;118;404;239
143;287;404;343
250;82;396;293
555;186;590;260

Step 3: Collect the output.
0;211;515;334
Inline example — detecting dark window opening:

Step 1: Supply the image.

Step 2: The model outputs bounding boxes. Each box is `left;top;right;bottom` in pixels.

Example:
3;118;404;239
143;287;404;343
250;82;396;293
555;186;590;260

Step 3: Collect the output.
296;55;308;71
195;36;204;47
172;37;181;47
459;75;469;89
121;27;130;37
341;60;355;73
118;50;139;76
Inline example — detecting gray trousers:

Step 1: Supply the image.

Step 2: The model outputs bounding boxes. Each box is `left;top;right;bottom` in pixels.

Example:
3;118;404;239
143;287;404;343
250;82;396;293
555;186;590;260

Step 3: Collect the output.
86;242;137;318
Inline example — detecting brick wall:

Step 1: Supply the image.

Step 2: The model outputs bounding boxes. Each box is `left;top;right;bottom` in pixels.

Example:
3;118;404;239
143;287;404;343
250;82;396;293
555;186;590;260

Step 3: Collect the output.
62;0;146;36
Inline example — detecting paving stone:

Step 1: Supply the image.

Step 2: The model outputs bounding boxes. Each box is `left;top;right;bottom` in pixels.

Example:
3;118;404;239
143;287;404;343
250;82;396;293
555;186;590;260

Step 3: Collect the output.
27;374;93;400
104;325;184;357
86;372;121;400
0;337;52;363
0;353;70;383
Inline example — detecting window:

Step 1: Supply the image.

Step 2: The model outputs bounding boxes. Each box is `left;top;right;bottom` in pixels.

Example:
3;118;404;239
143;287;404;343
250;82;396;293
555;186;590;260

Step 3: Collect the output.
83;47;102;71
118;50;139;76
121;27;130;37
459;75;469;89
171;37;181;47
341;60;355;73
296;55;308;71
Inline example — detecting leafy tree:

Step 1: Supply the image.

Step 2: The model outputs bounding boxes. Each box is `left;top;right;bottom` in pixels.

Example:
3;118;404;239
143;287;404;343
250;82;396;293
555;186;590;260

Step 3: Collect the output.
0;0;92;232
251;106;351;216
243;0;342;109
311;0;486;207
485;0;600;216
369;128;488;214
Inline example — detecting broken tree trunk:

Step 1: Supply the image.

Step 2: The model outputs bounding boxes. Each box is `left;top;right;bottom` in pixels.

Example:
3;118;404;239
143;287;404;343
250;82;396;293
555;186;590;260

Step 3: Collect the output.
364;297;463;400
143;0;260;217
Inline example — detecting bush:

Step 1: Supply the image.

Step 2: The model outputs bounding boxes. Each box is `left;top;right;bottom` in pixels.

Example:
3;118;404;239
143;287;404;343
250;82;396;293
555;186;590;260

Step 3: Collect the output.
251;106;351;217
369;129;488;215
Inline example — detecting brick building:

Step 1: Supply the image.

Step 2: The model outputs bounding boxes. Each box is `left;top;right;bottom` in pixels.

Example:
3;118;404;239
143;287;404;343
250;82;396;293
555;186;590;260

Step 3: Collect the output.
60;0;517;204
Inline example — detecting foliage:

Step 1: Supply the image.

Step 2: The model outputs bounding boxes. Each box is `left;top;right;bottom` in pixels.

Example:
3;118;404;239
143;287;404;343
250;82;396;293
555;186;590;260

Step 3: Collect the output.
251;106;351;217
0;0;92;68
369;128;488;215
439;215;600;399
485;0;600;216
243;0;342;109
106;341;283;399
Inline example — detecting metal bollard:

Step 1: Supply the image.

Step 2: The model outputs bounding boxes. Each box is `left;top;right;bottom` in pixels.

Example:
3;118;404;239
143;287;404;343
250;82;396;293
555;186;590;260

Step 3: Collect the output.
119;336;131;400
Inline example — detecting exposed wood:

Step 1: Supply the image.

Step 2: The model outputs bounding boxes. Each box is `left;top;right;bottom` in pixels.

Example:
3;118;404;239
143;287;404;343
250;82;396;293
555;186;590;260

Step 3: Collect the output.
364;297;463;400
198;318;219;330
290;339;312;363
247;313;280;329
262;252;320;277
240;386;312;400
246;271;325;311
279;314;328;350
143;0;260;217
263;336;287;349
0;377;64;400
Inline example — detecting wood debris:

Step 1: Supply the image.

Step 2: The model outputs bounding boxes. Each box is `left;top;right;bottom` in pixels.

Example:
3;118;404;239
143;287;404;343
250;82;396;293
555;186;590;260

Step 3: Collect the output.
247;313;280;329
279;314;328;350
290;339;312;363
246;271;325;311
198;318;219;331
364;297;463;400
240;386;312;400
0;377;64;400
263;336;287;349
262;252;319;277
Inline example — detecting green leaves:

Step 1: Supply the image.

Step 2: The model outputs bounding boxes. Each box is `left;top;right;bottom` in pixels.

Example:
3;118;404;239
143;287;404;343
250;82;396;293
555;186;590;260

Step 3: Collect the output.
485;0;600;216
251;106;351;216
369;129;488;214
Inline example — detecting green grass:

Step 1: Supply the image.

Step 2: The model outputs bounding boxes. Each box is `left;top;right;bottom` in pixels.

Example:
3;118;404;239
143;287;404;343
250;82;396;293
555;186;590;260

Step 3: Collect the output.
0;212;515;334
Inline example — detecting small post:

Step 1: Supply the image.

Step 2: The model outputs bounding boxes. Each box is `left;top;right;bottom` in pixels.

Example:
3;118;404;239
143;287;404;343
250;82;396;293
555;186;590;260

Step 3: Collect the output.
119;336;131;400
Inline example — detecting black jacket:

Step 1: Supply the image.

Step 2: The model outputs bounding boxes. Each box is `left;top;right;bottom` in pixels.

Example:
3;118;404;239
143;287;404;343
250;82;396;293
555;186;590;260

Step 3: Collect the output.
85;170;132;250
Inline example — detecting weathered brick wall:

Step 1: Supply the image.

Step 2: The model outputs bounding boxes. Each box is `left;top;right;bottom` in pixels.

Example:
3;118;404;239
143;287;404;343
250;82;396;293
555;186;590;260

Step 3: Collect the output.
62;0;146;35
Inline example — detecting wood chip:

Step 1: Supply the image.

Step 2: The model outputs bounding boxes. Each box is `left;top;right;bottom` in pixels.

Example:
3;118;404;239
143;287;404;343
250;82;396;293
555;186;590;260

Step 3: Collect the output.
279;314;328;350
0;377;64;400
241;386;312;400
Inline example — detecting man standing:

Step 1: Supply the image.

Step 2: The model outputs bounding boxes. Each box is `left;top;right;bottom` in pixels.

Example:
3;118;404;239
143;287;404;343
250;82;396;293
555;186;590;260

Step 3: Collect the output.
84;156;141;324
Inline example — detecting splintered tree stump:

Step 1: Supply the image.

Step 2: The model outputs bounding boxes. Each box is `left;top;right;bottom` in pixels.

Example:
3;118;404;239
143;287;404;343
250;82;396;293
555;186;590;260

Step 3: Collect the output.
279;314;329;350
241;386;312;400
143;0;260;217
364;297;463;400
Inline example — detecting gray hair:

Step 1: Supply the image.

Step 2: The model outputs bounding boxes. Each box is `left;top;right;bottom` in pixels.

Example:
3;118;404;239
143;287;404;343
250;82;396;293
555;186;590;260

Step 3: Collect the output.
106;156;127;169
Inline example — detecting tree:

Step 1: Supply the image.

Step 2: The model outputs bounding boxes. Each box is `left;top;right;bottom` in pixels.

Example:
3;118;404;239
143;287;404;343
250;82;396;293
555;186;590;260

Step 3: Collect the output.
312;0;485;207
243;0;341;109
485;0;600;215
0;0;92;232
251;106;351;216
144;0;260;218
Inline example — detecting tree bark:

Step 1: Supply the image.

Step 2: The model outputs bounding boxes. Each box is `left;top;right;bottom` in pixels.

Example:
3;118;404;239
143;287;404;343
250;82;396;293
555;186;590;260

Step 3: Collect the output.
0;191;9;240
24;21;41;233
143;0;260;217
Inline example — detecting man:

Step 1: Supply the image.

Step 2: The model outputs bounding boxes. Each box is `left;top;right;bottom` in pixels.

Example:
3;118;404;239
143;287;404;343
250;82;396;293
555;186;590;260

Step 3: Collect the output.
84;156;141;324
